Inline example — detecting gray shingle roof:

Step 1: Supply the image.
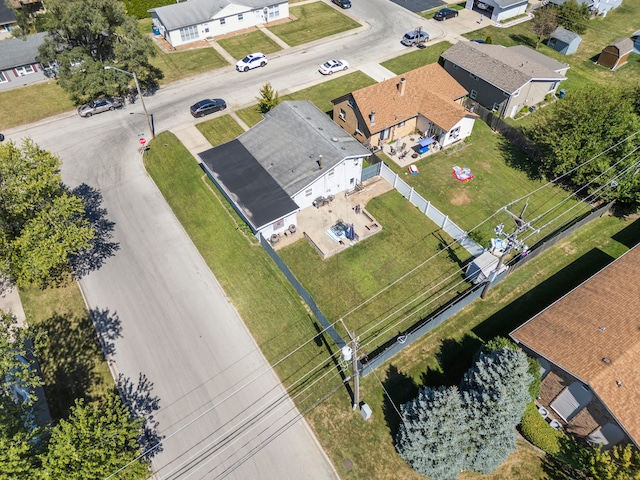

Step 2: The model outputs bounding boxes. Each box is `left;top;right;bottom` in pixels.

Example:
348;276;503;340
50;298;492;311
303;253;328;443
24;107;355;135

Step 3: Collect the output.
441;42;567;94
609;38;634;55
551;26;581;44
0;1;17;26
0;32;46;71
237;101;371;197
151;0;276;31
493;0;528;9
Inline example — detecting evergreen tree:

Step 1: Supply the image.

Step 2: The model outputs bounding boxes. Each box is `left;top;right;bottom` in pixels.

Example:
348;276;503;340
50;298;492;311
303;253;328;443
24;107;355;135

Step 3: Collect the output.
396;386;469;480
257;82;281;114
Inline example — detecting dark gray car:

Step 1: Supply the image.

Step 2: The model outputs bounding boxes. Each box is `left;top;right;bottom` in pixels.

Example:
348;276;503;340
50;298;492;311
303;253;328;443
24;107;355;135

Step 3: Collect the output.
78;97;124;117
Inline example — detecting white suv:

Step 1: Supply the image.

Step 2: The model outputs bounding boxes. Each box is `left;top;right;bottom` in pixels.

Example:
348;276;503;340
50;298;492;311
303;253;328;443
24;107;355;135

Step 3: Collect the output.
236;53;268;72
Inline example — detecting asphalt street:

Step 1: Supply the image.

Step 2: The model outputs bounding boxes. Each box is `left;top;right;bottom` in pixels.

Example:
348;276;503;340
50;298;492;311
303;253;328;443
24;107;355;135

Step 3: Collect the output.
4;2;485;479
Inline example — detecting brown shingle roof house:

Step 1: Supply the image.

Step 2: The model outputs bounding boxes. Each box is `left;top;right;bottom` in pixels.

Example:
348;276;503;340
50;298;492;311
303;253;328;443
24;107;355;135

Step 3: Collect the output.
511;245;640;449
331;63;477;149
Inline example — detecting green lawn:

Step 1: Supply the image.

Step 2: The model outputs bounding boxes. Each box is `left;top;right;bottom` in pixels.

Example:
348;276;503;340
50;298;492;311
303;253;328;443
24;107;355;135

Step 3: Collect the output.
20;283;113;421
218;30;283;60
236;70;376;127
149;45;229;84
463;1;640;91
267;2;360;47
196;114;246;145
381;41;453;74
0;81;75;129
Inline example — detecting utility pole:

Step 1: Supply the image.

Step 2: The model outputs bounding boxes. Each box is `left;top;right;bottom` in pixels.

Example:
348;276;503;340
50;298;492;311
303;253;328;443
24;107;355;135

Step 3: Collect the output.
339;319;360;411
481;201;537;299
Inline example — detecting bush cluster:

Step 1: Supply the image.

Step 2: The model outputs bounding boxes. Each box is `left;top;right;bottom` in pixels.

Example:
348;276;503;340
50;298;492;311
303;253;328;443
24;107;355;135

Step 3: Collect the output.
520;402;563;455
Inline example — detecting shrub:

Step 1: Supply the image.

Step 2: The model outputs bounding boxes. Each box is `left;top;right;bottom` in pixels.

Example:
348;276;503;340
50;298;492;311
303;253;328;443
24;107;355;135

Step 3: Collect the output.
521;106;530;114
520;402;563;455
485;35;493;44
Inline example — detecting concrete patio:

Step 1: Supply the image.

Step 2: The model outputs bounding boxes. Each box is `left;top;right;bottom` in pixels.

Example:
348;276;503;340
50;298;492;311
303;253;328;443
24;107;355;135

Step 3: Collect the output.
271;178;393;258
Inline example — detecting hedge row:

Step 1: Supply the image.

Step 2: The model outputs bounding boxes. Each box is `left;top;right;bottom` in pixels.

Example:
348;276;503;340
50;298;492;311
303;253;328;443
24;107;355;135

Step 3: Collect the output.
520;402;564;455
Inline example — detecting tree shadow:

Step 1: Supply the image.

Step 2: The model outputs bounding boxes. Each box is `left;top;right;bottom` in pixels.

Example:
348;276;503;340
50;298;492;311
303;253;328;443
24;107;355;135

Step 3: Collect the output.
90;307;122;357
70;184;120;279
509;34;537;49
419;335;482;390
497;135;543;180
381;364;418;442
36;311;106;420
434;231;464;268
117;373;164;459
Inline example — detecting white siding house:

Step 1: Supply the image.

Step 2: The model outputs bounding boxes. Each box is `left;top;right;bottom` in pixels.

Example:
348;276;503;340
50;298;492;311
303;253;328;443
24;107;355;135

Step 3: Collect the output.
150;0;289;48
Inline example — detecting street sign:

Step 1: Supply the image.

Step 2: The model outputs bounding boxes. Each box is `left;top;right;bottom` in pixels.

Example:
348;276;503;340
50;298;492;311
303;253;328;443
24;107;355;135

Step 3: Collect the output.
139;137;147;145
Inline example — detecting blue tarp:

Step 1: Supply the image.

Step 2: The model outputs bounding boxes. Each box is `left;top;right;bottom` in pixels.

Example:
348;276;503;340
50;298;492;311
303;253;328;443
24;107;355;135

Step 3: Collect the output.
419;137;436;147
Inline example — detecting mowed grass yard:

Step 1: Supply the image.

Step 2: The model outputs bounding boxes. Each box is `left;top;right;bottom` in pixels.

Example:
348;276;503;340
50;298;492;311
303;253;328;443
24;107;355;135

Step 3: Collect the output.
267;2;361;46
217;30;283;60
464;1;640;91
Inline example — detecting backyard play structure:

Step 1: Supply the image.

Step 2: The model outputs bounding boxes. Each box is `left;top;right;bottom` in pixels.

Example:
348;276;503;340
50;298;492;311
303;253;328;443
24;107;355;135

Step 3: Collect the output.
452;165;474;182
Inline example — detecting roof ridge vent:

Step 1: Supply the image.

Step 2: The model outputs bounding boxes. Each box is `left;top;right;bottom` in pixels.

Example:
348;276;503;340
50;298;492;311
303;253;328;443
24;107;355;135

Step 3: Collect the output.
598;326;606;332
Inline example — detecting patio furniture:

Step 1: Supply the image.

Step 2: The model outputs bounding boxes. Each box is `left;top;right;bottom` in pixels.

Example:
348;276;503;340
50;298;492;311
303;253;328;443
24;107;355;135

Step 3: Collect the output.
418;137;435;154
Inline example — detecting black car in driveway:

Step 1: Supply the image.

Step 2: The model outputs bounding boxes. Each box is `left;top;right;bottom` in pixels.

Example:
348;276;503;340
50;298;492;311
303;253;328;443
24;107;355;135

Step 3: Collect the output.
332;0;351;8
434;8;458;20
190;99;227;118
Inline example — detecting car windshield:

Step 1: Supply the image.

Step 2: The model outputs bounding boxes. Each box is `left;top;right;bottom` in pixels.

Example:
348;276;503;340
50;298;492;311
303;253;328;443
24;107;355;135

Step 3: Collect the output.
241;56;251;63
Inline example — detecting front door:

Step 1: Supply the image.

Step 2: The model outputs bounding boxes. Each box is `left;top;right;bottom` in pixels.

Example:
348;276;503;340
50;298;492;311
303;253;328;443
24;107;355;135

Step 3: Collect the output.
380;128;390;142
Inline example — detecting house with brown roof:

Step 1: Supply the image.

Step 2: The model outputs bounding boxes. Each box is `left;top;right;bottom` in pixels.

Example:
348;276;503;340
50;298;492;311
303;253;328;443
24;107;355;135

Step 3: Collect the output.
510;245;640;449
440;42;569;118
596;38;634;70
330;63;477;149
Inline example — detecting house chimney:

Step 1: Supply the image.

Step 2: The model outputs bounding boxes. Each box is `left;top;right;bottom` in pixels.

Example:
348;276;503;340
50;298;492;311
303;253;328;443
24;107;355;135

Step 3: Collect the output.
369;110;376;126
398;77;406;96
317;154;323;169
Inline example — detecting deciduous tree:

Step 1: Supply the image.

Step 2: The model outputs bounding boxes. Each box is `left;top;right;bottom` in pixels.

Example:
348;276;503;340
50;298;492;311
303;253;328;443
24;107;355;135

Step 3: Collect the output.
0;139;95;287
531;7;558;49
40;393;149;480
588;443;640;480
555;0;590;34
37;0;162;104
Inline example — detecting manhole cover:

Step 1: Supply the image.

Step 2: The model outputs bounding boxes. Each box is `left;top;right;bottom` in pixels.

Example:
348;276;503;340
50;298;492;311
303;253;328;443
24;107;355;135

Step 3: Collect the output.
343;459;353;471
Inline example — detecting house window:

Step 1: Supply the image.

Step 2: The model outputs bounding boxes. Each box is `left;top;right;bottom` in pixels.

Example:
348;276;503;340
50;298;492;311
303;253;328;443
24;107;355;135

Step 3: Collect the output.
339;108;346;121
0;71;7;83
15;65;35;76
469;73;479;80
398;121;406;127
238;13;243;20
548;81;558;92
492;102;500;111
305;188;313;197
268;5;279;19
449;126;460;139
470;89;477;100
220;18;226;25
179;25;199;42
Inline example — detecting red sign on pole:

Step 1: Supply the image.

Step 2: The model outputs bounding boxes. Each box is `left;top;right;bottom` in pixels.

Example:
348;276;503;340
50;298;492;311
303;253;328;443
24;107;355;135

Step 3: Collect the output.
139;137;147;146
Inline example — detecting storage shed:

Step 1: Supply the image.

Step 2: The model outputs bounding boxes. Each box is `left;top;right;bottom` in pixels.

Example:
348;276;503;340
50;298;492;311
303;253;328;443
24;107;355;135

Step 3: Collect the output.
548;27;582;55
596;38;634;70
633;30;640;55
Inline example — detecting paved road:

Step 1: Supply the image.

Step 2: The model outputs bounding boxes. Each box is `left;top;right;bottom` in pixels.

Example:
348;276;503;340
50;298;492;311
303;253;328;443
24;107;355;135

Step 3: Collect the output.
4;2;486;479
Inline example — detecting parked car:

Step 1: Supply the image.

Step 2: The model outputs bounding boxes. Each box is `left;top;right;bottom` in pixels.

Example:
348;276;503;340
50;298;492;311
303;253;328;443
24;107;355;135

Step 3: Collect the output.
332;0;351;8
477;1;490;9
434;8;458;20
236;53;268;72
77;97;123;117
401;29;429;47
318;59;349;75
190;99;227;118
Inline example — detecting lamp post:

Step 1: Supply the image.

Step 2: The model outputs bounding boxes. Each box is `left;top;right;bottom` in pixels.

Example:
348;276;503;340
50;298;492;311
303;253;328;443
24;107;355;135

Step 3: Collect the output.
104;65;154;140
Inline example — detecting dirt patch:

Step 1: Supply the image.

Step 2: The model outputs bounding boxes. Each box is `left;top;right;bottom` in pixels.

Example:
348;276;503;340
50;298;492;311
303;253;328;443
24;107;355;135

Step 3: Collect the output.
450;190;472;206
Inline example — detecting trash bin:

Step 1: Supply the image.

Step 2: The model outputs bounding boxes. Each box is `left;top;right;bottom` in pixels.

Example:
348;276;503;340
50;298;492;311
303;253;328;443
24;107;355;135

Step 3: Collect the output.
557;89;566;99
152;26;160;35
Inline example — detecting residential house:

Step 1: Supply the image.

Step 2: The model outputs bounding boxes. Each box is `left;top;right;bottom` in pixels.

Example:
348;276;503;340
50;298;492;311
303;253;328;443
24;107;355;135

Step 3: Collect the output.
548;27;582;55
511;245;640;449
198;101;371;238
0;1;17;36
548;0;622;16
0;32;49;91
633;30;640;55
465;0;529;23
596;38;634;70
440;42;568;118
331;63;477;149
150;0;289;49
